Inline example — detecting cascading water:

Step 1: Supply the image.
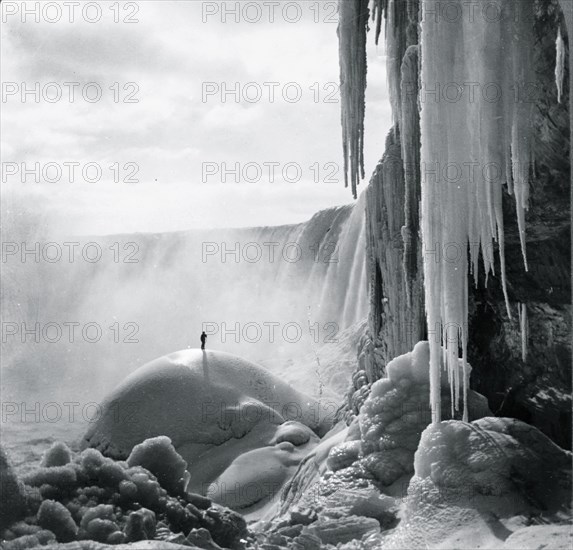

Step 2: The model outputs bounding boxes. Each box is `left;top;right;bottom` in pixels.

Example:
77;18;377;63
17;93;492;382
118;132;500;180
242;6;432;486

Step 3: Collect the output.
1;196;368;401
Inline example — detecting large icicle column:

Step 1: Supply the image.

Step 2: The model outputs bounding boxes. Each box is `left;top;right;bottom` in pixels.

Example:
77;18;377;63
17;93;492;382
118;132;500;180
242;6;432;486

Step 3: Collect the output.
420;0;536;422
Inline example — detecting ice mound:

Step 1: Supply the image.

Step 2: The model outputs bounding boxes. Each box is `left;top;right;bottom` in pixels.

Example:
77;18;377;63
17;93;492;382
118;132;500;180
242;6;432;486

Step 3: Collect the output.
82;349;328;460
380;418;572;549
81;350;328;521
414;418;571;516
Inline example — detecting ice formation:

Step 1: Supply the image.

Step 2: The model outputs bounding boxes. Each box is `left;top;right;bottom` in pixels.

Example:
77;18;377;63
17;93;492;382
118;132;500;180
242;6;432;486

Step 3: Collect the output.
518;302;528;363
355;341;490;487
338;0;539;422
41;442;73;468
339;0;550;422
126;436;189;496
1;443;249;549
556;25;566;104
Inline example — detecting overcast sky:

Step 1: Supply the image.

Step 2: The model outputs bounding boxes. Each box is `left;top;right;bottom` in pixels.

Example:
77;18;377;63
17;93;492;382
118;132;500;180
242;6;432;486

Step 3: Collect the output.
1;0;391;235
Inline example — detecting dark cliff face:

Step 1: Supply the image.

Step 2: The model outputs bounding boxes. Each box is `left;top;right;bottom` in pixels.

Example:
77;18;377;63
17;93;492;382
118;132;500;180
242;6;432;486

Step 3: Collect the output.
467;0;571;448
349;0;571;448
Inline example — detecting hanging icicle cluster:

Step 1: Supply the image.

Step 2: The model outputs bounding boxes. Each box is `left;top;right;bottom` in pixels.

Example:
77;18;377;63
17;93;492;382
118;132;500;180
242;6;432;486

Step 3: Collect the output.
338;0;370;198
420;0;535;422
338;0;416;196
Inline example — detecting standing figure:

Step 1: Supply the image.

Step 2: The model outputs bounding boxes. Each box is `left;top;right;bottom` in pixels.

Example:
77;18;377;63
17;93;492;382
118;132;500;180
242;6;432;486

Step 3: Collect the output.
200;331;207;350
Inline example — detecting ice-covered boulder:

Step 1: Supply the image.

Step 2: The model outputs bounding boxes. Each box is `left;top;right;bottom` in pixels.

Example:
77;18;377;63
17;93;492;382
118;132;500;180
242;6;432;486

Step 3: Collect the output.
41;442;73;468
37;500;78;542
200;505;248;549
124;508;156;542
414;418;571;515
381;417;572;549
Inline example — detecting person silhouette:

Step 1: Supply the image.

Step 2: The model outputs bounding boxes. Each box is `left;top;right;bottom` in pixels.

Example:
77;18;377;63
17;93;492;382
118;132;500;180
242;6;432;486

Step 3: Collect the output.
200;331;207;351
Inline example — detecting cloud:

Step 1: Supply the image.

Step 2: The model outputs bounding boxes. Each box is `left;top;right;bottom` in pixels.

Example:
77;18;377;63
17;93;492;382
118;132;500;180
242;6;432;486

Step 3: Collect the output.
1;0;391;234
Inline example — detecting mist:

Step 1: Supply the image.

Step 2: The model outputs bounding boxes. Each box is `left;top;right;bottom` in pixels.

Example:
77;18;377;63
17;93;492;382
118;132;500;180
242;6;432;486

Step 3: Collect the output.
1;187;367;404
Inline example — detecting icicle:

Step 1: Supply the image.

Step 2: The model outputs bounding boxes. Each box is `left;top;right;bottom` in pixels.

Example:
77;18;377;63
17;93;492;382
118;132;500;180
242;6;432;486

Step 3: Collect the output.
420;0;535;422
385;0;409;122
400;45;420;304
338;0;369;198
556;25;565;104
518;302;528;363
509;0;534;272
370;0;388;46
